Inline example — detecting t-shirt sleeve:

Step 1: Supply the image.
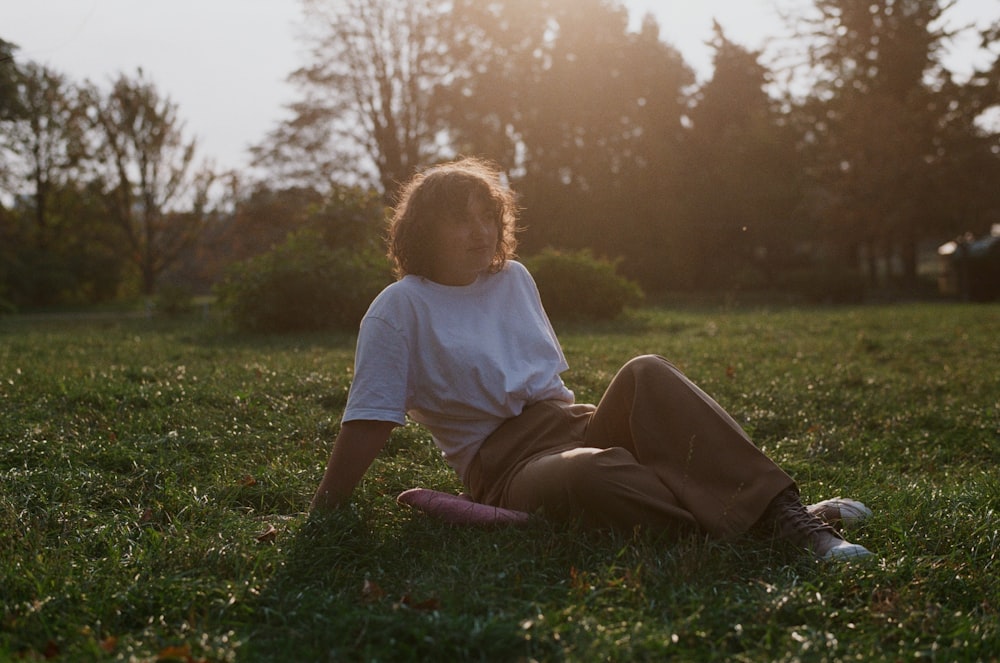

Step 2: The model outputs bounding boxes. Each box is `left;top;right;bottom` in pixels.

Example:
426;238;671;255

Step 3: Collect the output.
515;261;569;371
342;314;409;426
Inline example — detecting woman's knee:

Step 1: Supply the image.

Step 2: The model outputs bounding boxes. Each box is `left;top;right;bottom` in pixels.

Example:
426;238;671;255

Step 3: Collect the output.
621;354;685;387
622;354;662;371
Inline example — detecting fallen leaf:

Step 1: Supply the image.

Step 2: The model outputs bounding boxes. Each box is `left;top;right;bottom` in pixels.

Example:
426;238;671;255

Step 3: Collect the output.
99;636;118;653
361;579;385;603
394;593;441;611
157;644;191;661
255;524;278;544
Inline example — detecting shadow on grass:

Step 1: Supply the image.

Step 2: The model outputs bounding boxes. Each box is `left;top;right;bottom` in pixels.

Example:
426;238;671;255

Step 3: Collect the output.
241;507;543;662
238;501;832;662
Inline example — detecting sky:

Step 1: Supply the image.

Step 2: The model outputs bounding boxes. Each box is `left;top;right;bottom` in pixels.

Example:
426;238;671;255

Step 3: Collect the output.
3;0;997;173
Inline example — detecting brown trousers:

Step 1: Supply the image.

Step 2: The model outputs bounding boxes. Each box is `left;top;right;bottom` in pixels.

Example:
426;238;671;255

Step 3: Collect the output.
465;355;794;539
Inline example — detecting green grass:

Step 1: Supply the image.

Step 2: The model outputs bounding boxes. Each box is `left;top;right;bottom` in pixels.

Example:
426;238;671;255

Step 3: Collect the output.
1;303;997;661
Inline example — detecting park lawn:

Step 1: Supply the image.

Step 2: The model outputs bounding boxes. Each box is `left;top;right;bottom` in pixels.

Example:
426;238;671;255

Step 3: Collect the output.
1;303;997;661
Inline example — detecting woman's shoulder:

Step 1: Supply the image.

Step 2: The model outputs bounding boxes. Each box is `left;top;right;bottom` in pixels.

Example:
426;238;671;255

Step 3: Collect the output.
366;273;461;316
505;260;540;290
506;259;528;273
361;278;411;316
499;259;532;282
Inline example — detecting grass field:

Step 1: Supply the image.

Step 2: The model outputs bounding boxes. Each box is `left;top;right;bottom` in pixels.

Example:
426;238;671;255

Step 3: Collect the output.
1;303;997;661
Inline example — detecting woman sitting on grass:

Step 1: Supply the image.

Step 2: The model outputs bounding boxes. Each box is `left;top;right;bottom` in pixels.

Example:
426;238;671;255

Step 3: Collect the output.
310;157;872;562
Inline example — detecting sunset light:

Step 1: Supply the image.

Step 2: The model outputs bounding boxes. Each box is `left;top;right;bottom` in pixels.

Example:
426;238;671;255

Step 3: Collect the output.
2;2;999;660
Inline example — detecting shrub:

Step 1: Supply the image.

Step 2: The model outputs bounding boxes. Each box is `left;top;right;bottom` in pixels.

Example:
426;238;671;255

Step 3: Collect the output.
216;229;392;333
524;249;644;321
155;284;194;317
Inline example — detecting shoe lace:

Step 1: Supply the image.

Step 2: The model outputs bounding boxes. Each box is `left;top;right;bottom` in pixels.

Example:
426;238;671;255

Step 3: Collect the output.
767;489;842;545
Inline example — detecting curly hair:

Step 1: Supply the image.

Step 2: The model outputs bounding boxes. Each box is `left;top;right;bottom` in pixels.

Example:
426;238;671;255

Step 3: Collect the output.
387;157;519;280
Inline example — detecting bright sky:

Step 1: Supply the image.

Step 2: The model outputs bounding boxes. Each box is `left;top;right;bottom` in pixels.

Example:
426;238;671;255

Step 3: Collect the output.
2;0;997;173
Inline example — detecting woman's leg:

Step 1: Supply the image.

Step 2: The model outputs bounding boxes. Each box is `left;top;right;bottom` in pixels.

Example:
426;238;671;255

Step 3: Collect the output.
580;355;872;558
503;444;699;532
468;358;791;538
582;355;794;539
467;359;870;556
466;400;698;533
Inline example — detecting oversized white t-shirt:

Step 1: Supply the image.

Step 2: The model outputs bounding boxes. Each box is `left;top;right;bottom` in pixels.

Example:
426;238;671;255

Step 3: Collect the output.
342;260;574;480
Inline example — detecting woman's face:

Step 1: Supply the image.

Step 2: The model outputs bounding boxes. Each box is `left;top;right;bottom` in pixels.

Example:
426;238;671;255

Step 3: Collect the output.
425;195;499;286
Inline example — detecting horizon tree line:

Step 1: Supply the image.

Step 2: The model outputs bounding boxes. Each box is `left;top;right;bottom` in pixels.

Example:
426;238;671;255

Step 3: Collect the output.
2;0;998;309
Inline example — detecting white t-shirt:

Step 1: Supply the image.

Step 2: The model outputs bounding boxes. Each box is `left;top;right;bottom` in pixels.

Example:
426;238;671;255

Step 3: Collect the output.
343;260;574;480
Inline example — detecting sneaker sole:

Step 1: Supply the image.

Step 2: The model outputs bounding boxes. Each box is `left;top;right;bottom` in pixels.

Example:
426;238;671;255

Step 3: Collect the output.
822;542;873;561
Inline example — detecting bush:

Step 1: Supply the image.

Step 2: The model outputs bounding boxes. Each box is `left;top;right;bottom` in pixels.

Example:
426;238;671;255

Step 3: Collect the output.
524;249;644;321
155;284;195;317
216;229;392;333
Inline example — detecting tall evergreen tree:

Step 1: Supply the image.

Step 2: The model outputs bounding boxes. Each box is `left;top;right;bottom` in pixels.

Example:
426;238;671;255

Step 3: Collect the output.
682;22;802;290
446;2;693;286
793;0;998;286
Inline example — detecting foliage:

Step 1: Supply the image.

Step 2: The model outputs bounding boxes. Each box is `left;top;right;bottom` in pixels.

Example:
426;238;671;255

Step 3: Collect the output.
254;0;455;199
679;23;804;291
0;185;128;308
214;184;390;333
0;38;23;123
257;0;1000;294
525;248;643;321
88;69;216;296
215;228;392;333
446;1;696;287
0;62;214;305
220;185;326;264
3;0;1000;304
0;63;89;221
0;63;131;307
1;304;997;661
791;0;1000;286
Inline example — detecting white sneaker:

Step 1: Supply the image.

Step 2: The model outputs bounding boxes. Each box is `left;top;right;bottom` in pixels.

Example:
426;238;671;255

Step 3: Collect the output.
807;498;872;527
764;488;873;562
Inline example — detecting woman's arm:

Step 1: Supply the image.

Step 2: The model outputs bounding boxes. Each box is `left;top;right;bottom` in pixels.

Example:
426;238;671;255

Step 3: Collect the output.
309;419;397;512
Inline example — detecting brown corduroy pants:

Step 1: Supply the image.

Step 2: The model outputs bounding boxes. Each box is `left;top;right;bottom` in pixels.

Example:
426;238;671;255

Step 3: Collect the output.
465;355;794;539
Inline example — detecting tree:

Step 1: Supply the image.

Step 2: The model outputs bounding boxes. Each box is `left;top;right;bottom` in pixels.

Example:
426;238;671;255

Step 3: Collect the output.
445;2;694;287
0;59;127;306
792;0;999;287
1;64;89;248
88;69;216;295
1;39;25;199
0;39;22;122
255;0;454;201
441;0;558;171
682;22;803;289
931;17;1000;234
